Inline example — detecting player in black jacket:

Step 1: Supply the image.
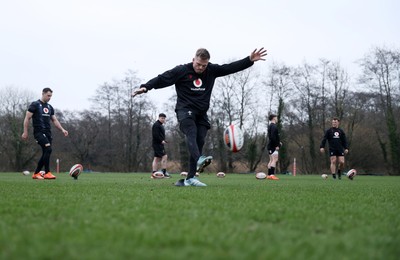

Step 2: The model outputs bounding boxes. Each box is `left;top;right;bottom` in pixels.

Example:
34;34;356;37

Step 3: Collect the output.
320;117;349;179
133;48;267;186
151;113;170;178
267;114;281;180
21;88;69;180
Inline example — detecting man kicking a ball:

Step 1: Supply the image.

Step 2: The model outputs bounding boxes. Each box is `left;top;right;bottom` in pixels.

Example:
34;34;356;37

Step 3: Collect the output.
133;47;267;186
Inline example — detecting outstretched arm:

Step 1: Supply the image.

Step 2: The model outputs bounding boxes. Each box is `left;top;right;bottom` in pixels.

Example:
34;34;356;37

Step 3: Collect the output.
132;86;148;97
132;65;186;97
250;48;268;62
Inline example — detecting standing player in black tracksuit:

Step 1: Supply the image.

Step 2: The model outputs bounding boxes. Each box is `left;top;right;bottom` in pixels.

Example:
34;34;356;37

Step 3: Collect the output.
267;114;282;180
151;113;170;178
320;117;349;179
133;48;267;186
21;88;69;180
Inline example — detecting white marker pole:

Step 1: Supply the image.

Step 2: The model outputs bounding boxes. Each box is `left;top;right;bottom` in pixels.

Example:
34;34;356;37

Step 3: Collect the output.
293;158;297;176
56;159;60;174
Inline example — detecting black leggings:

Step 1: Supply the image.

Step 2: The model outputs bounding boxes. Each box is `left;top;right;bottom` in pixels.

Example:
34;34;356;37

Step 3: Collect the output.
34;132;53;174
179;118;208;178
35;145;52;173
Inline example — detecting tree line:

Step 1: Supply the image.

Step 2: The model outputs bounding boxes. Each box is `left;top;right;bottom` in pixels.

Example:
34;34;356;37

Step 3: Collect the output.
1;46;399;175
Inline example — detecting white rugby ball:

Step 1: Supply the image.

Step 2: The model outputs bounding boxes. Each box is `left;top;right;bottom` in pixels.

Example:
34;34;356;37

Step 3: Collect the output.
22;170;30;176
216;172;226;178
255;172;267;180
321;174;328;179
346;169;357;178
69;164;83;178
151;171;164;179
223;124;244;153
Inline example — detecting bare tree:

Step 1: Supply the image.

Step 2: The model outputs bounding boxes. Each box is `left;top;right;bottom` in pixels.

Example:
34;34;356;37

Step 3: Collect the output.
0;86;36;171
62;110;102;170
90;82;119;170
120;71;147;172
90;71;155;172
291;62;321;174
359;46;400;175
344;91;383;172
265;62;293;173
212;66;264;173
327;61;350;120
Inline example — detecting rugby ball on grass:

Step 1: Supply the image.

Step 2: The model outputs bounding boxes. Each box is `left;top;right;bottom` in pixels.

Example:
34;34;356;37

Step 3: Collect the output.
22;170;30;176
179;172;199;177
216;172;226;178
346;169;357;180
255;172;267;180
321;174;328;179
151;171;164;179
224;124;244;153
69;164;83;179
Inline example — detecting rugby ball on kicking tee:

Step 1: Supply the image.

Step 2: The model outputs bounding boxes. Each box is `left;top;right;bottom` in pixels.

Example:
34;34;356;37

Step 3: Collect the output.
346;169;357;178
69;164;83;178
216;172;226;178
151;171;164;179
255;172;267;180
224;124;244;153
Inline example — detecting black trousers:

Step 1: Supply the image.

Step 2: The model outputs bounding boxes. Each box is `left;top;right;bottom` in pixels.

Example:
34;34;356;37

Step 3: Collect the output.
177;109;210;179
34;131;53;173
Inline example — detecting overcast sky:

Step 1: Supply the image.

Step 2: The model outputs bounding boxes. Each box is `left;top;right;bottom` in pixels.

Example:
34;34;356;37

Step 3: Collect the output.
1;0;399;111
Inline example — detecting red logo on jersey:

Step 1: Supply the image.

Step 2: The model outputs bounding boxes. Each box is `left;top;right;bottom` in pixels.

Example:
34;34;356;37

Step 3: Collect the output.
193;78;203;88
43;108;49;114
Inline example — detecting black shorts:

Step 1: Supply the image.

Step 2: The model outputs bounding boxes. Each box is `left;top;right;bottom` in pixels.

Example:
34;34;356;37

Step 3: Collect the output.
176;109;211;129
153;144;166;158
34;132;52;146
329;149;345;157
267;144;279;155
268;147;278;155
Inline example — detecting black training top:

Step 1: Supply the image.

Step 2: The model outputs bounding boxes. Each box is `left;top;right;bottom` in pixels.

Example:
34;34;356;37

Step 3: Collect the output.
28;100;54;134
268;122;280;148
152;120;165;145
141;57;254;113
320;127;348;151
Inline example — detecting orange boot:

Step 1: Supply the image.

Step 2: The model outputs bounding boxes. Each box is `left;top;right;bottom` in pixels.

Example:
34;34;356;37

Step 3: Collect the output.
267;175;279;180
32;173;44;180
43;172;56;179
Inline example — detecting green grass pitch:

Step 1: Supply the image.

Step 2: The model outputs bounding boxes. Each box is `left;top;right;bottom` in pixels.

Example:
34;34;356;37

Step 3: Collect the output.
1;173;399;260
